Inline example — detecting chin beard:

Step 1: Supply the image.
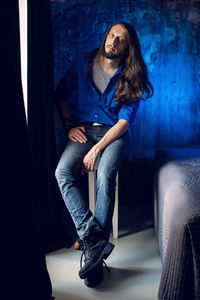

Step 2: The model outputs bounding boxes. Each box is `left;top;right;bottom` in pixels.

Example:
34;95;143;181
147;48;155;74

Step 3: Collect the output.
104;49;124;60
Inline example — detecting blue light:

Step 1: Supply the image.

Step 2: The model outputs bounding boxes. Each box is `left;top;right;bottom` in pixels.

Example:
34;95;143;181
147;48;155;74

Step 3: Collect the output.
51;1;200;158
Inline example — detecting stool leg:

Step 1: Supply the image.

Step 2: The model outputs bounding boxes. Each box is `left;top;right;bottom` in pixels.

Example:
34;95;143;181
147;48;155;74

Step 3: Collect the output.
88;171;96;215
112;173;119;239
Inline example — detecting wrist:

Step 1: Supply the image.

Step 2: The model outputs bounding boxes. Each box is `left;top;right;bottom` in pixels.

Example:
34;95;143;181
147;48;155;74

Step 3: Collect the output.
94;144;102;154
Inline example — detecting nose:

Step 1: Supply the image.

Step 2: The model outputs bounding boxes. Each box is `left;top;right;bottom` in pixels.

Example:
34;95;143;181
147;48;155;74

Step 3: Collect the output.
113;37;119;46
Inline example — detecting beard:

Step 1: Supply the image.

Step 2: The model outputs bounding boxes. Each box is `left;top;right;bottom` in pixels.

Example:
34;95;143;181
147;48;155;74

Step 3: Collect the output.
104;48;124;60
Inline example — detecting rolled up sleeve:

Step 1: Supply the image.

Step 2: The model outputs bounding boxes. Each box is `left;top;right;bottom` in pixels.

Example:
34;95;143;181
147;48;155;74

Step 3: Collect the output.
118;101;140;125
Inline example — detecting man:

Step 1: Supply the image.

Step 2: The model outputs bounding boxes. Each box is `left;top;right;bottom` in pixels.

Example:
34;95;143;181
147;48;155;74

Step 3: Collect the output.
55;22;153;287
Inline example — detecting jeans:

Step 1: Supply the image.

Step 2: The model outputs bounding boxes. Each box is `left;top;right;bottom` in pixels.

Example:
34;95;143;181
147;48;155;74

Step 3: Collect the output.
55;124;130;240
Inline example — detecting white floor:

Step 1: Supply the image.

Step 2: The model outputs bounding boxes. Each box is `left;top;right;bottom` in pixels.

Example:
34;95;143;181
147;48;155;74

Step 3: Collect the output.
46;206;162;300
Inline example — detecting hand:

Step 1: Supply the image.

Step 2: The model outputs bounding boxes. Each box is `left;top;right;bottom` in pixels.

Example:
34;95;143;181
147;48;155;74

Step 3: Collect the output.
82;146;100;174
68;126;87;143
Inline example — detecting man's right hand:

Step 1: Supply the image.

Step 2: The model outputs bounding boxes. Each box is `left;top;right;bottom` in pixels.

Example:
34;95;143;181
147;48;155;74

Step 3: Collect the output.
68;126;88;143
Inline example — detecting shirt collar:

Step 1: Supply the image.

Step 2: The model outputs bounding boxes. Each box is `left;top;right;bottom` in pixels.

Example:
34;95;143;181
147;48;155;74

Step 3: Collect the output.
84;54;122;79
111;64;122;78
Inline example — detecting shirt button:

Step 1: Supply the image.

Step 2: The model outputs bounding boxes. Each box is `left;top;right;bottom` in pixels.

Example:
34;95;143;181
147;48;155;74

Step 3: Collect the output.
95;114;98;118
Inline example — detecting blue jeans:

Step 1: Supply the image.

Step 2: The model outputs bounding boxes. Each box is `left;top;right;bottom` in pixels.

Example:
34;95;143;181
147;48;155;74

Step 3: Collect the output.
55;124;130;240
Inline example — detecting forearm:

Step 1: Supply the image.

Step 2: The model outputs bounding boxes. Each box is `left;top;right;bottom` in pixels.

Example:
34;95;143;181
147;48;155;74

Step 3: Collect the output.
82;120;129;172
56;100;70;119
95;119;129;153
56;100;76;133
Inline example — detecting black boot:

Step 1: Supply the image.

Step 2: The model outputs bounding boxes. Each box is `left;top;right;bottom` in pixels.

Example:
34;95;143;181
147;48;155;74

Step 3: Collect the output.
79;235;114;279
84;261;103;287
75;238;104;287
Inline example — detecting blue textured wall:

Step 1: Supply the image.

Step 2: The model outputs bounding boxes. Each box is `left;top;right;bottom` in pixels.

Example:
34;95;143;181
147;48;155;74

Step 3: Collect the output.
51;0;200;158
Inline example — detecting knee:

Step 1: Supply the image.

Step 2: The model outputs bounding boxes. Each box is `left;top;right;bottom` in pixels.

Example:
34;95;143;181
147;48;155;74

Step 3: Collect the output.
96;167;117;189
55;163;64;182
55;161;72;182
55;159;82;184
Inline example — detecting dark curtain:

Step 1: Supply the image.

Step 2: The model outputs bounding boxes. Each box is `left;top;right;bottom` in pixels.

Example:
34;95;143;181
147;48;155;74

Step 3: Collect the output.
1;1;52;299
27;0;74;253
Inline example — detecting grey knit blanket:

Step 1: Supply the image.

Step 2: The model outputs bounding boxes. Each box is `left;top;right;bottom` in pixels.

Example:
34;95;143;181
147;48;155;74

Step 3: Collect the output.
154;149;200;300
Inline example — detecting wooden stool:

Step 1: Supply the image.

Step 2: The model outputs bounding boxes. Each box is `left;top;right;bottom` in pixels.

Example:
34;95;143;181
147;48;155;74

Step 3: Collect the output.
88;156;119;239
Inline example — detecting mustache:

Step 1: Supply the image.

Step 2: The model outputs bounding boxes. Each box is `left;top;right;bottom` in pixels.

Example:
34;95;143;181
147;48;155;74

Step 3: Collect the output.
107;45;116;50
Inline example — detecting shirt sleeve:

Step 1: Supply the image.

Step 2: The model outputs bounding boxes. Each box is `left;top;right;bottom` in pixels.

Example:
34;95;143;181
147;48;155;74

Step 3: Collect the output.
54;63;78;103
118;100;140;125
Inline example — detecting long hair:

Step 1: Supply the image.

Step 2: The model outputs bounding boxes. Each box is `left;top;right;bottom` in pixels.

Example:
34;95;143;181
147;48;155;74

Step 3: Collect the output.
95;22;153;104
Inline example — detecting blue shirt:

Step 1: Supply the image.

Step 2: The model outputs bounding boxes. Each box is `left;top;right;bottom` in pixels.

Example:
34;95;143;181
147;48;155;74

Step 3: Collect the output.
55;53;140;126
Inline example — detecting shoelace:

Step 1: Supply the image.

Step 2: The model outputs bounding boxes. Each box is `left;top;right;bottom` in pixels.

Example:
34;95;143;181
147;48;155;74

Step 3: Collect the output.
103;260;111;273
80;251;111;273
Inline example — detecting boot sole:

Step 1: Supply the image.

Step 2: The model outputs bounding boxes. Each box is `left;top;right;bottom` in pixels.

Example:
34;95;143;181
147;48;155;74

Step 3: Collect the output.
84;262;103;288
79;242;114;279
